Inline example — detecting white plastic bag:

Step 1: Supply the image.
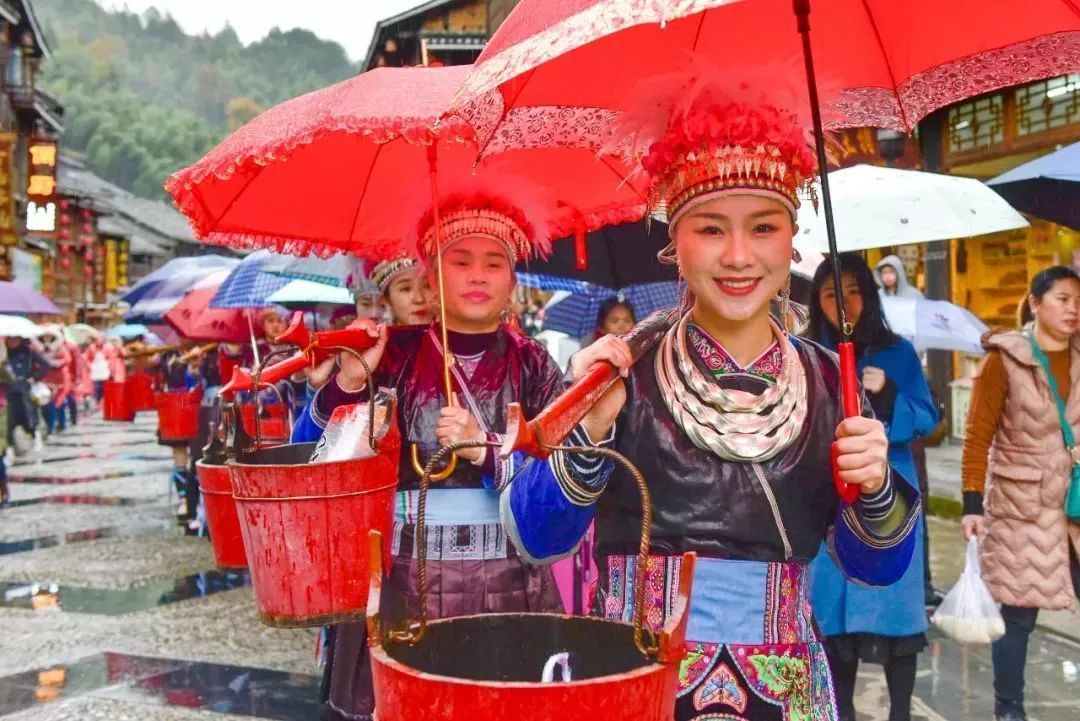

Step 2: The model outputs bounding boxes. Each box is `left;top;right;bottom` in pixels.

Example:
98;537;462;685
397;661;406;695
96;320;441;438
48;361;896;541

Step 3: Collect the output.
931;536;1005;644
308;403;379;463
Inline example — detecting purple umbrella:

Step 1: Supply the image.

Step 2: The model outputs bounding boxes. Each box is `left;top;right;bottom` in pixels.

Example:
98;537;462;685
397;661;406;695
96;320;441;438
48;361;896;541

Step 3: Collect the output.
0;281;61;315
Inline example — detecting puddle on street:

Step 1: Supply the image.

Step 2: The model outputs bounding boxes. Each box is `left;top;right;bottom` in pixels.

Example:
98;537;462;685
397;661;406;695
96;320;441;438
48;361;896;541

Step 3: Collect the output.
0;521;176;555
0;652;319;719
0;571;250;614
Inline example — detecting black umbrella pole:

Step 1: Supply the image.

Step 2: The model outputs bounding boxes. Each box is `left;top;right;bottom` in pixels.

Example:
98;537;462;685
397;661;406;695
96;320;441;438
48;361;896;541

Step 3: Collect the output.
794;0;861;504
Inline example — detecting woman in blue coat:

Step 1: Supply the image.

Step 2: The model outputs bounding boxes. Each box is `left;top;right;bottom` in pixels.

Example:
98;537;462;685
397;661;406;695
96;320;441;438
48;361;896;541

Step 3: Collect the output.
805;253;938;721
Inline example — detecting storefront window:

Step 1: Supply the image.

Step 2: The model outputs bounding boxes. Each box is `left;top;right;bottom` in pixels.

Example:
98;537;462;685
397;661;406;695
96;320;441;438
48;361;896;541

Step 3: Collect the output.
1016;74;1080;136
947;95;1004;153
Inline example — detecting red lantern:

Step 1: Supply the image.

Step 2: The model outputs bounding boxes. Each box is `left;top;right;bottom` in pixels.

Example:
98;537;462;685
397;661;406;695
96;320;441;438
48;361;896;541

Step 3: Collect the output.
80;208;93;221
81;235;93;247
59;256;71;270
83;265;93;278
59;198;71;211
60;243;70;254
82;223;93;234
83;250;94;262
59;214;71;225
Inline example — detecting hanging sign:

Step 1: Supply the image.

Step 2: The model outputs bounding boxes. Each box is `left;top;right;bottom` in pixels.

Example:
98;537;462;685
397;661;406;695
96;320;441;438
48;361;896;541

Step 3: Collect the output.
26;138;58;233
0;132;17;246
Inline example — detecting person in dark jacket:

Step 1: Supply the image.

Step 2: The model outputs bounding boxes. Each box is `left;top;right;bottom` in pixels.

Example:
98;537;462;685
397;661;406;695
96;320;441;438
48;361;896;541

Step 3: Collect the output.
4;337;50;453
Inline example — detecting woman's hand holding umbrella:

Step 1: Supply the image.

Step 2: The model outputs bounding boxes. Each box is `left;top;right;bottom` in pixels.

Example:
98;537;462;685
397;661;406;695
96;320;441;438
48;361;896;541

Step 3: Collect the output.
436;395;485;464
833;416;889;495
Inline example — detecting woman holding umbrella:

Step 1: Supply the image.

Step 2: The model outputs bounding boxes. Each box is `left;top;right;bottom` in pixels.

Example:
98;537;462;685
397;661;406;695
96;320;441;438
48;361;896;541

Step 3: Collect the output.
805;253;938;721
291;186;567;721
500;82;920;721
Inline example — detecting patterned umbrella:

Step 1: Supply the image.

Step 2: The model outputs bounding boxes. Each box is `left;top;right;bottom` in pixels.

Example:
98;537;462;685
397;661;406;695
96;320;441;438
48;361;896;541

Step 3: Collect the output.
531;278;679;339
209;250;291;309
260;253;355;288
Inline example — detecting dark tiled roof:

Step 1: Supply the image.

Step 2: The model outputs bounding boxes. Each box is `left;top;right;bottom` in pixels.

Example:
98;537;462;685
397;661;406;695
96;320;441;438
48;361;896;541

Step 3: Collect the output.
57;155;197;246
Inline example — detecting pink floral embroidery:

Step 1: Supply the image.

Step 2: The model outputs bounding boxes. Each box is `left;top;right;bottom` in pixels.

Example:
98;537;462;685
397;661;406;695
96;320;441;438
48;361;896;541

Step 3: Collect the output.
687;323;781;382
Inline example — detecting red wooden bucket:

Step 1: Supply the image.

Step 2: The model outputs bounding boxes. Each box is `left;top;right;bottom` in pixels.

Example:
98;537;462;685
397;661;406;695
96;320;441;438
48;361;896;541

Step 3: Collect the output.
127;371;156;412
102;380;134;422
227;397;399;627
239;403;287;445
368;442;691;721
196;461;247;570
367;533;695;721
155;390;202;442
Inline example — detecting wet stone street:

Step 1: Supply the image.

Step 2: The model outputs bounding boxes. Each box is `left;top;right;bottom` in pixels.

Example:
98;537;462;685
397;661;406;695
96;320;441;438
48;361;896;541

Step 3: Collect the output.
0;415;1079;720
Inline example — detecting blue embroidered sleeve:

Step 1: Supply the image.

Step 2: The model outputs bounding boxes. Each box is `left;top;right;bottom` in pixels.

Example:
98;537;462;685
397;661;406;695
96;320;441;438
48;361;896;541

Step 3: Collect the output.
290;396;326;444
500;425;615;565
830;466;921;586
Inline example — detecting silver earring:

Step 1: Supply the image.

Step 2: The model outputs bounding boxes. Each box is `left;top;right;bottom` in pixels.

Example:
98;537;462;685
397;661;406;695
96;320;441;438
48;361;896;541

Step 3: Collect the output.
792;247;802;264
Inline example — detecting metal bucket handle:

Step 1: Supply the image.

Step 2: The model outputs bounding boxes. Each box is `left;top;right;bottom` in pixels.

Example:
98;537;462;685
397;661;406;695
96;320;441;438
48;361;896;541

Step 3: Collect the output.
250;348;297;449
389;440;659;659
321;345;380;454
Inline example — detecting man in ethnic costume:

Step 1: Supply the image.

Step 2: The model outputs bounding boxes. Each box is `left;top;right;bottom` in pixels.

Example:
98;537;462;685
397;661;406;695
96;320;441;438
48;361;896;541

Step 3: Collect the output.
291;188;565;721
500;83;921;721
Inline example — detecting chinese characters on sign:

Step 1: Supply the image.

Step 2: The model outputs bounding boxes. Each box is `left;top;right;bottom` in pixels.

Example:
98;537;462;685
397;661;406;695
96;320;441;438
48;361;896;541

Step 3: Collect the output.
103;237;128;292
26;138;58;233
0;132;18;248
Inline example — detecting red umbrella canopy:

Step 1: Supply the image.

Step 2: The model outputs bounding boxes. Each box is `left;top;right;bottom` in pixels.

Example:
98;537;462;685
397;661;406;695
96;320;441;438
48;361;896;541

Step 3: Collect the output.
164;273;255;344
166;65;647;260
451;0;1080;144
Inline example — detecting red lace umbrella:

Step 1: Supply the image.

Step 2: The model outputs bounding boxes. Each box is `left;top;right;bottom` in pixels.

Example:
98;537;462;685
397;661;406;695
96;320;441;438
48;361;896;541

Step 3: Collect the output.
453;0;1079;147
166;65;646;260
450;0;1080;502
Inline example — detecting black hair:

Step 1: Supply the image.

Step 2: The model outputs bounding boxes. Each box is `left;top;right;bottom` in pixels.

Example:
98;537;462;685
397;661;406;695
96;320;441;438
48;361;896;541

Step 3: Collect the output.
805;252;899;353
596;298;636;332
1030;265;1080;302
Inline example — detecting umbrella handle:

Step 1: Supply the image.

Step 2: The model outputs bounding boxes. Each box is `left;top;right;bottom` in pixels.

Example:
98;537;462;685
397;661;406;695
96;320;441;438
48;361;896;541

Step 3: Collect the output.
831;342;862;504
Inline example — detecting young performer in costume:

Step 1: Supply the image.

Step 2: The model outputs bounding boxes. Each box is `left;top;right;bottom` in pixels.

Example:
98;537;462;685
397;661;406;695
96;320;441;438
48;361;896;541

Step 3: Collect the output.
500;84;921;721
309;257;432;392
370;255;434;327
292;188;566;721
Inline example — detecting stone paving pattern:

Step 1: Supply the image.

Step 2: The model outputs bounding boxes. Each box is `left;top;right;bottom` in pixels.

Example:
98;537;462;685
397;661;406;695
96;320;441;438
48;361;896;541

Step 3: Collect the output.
0;414;1078;719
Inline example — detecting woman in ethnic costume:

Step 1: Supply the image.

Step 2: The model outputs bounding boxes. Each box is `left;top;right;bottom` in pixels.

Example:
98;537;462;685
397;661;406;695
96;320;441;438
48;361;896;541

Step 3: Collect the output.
500;83;920;721
291;188;565;721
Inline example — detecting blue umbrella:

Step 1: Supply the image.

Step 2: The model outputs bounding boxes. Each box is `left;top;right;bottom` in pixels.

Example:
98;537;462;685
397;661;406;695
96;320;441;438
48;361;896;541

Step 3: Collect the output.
121;255;238;306
210;250;291;309
988;140;1080;230
528;276;679;339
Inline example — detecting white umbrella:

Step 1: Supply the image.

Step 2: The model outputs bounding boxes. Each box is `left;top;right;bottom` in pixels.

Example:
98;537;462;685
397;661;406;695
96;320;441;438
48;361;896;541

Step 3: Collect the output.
882;296;989;355
0;314;43;338
267;279;354;307
797;165;1029;253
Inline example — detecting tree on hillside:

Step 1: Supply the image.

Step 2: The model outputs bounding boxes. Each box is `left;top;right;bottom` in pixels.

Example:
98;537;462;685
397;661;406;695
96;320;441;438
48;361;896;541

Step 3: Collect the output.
35;0;357;199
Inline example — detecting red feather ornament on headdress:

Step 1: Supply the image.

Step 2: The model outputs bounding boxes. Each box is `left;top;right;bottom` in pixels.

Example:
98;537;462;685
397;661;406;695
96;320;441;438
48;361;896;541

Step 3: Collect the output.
606;62;839;224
